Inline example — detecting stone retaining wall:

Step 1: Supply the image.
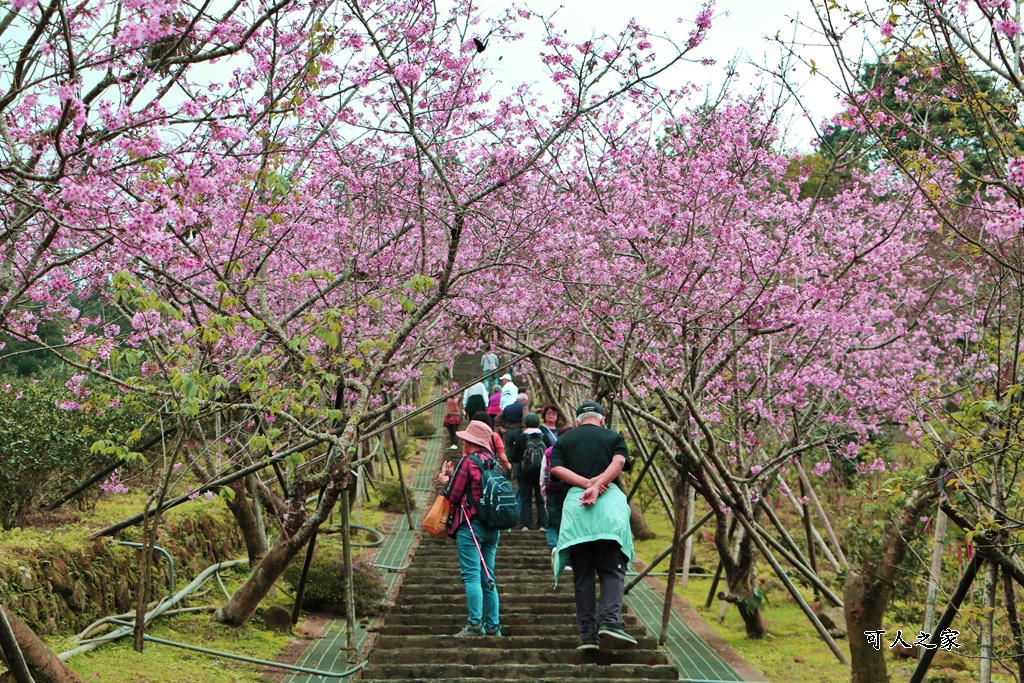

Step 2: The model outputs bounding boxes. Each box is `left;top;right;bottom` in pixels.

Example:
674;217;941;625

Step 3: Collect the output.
0;503;245;635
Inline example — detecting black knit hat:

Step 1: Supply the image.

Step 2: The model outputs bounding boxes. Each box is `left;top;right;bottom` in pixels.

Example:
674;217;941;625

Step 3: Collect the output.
576;401;605;417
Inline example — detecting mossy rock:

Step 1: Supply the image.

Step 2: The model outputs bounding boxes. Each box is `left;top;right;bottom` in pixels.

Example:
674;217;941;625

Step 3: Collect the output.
260;605;294;633
377;482;416;513
406;414;436;437
932;650;969;672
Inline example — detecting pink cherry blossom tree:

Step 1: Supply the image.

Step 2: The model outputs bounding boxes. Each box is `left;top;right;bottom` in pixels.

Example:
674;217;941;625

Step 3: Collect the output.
23;0;718;631
491;97;952;648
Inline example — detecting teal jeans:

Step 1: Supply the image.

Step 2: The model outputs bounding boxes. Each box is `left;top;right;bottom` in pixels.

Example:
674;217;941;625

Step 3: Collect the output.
455;519;500;631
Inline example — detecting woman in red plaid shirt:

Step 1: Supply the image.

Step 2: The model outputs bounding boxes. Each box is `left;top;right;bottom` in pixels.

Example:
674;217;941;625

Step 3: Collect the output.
437;420;505;637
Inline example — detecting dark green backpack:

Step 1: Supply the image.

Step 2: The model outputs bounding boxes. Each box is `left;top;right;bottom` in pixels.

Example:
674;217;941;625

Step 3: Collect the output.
468;454;518;530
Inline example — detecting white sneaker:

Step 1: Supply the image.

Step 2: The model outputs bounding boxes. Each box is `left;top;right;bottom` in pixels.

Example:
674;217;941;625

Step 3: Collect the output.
449;445;459;450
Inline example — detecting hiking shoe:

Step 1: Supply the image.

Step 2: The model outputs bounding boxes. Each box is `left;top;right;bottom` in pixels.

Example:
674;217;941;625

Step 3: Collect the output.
576;637;600;651
454;624;484;637
598;625;637;647
485;626;502;636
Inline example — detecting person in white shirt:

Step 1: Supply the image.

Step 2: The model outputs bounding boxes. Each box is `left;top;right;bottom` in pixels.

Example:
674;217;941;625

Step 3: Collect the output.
462;381;489;419
498;374;518;410
481;348;500;391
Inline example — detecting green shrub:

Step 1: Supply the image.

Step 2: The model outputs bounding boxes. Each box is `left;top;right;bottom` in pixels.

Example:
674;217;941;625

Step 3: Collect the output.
376;481;416;513
284;546;385;616
0;370;152;529
406;413;436;437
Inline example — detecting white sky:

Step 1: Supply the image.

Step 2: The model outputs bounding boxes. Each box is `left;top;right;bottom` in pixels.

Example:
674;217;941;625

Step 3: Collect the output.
478;0;861;150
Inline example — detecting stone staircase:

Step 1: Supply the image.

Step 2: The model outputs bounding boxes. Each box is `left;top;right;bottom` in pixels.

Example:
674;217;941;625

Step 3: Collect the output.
452;352;484;388
359;449;680;682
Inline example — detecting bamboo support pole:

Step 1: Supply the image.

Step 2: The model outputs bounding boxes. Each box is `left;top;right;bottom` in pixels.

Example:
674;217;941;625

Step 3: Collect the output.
660;480;688;645
706;561;724;610
779;477;841;571
731;507;849;665
801;494;818;598
750;522;843;607
619;410;675;525
908;555;981;683
794;461;848;569
706;517;736;610
386;409;415;531
625;510;714;594
626;442;661;503
921;495;948;660
291;486;325;625
679;484;696;589
759;498;814;572
340;488;357;656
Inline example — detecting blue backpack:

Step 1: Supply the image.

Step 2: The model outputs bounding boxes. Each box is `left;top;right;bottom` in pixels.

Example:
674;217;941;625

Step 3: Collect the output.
468;454;519;530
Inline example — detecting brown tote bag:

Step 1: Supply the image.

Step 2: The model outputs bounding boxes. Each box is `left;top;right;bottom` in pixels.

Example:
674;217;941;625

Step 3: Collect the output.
423;495;451;538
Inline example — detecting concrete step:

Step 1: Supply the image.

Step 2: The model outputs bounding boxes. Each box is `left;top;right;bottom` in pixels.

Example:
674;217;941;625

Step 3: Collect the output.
383;613;641;627
389;602;582;616
362;679;674;683
377;624;581;637
359;428;678;683
358;663;680;680
395;584;573;597
373;634;660;650
370;647;669;666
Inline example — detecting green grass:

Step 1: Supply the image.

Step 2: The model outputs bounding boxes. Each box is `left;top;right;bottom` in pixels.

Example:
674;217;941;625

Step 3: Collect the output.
60;610;294;683
675;578;851;683
632;505;852;683
631;504;1017;683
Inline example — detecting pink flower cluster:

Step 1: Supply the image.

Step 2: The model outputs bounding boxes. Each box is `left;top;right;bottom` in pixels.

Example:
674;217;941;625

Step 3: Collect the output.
100;469;130;494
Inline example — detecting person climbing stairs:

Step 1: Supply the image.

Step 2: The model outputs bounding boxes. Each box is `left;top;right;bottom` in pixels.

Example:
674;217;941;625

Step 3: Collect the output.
358;444;680;682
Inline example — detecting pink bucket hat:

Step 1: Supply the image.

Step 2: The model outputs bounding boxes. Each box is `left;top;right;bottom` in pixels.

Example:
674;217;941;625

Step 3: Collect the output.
455;420;494;451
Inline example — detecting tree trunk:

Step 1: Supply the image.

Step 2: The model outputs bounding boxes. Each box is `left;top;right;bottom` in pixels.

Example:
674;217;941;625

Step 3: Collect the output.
226;478;266;564
213;482;341;626
213;535;297;626
845;567;892;683
845;463;942;683
719;529;766;638
724;558;767;638
629;499;657;540
0;606;84;683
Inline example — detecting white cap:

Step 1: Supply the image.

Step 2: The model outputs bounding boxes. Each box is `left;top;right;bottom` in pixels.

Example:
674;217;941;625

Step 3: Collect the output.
499;373;513;381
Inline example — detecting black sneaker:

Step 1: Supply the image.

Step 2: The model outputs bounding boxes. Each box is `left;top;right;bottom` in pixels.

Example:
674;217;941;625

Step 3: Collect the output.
598;625;637;647
485;626;502;636
577;636;600;651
